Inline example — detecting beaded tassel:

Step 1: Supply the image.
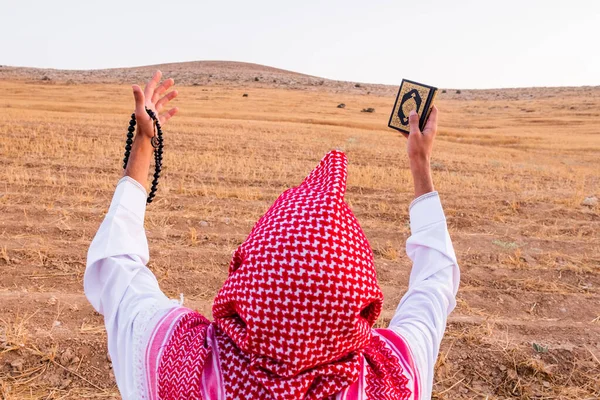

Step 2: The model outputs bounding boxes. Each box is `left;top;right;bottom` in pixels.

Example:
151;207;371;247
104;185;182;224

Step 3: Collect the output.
122;108;164;204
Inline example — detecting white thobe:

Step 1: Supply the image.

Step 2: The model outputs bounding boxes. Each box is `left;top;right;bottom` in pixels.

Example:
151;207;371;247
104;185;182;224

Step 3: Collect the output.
84;177;459;399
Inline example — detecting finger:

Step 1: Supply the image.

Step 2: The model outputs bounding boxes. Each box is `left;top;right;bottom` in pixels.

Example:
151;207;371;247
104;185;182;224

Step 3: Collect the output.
152;78;175;103
408;109;421;136
156;90;178;112
144;70;162;101
132;85;146;116
408;117;421;147
423;105;438;136
159;107;179;125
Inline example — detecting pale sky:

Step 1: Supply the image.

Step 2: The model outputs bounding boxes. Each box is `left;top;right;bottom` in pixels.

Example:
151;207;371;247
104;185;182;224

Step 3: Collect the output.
2;0;599;89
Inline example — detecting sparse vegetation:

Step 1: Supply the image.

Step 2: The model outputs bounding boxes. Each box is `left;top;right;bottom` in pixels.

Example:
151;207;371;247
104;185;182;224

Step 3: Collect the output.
0;67;599;398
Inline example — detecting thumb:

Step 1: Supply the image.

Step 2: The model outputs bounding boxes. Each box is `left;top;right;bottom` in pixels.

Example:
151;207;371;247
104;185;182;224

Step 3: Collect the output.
408;109;420;135
132;85;146;116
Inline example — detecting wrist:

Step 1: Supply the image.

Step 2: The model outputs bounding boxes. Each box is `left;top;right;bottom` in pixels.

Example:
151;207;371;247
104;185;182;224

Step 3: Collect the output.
124;135;153;188
129;135;154;161
409;155;430;171
132;134;153;151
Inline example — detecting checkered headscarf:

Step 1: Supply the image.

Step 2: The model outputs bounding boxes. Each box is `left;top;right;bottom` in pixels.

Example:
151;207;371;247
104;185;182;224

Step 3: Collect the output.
158;151;412;399
212;150;383;398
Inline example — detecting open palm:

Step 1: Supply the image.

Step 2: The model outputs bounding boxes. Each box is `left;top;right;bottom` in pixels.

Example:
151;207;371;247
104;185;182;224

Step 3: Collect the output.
132;70;179;138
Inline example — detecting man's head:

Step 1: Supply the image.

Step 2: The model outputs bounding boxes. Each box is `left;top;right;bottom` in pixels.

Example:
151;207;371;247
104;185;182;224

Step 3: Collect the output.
212;150;383;394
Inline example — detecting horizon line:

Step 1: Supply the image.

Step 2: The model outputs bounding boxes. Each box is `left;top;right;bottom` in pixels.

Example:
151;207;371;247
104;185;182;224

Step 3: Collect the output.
2;59;599;92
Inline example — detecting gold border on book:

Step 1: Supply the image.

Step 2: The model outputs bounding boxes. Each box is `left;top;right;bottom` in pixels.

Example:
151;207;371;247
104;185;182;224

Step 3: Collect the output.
389;80;437;133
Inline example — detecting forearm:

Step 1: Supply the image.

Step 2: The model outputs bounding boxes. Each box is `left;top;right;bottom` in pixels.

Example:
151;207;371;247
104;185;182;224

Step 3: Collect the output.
409;157;434;198
124;134;154;189
405;107;437;198
392;193;459;327
85;178;150;313
390;193;459;400
84;177;173;397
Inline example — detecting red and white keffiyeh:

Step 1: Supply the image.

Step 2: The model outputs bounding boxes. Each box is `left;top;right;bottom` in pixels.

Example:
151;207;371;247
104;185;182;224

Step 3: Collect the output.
150;151;418;399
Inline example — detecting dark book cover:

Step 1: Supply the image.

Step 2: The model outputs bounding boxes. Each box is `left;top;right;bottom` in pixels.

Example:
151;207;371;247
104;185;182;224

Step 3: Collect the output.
388;79;438;134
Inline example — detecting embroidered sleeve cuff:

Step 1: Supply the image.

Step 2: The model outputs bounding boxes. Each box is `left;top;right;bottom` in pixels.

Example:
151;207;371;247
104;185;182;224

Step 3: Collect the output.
108;177;148;222
409;191;445;233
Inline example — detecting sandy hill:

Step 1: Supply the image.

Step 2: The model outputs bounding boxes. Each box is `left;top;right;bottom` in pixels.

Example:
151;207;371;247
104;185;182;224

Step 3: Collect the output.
0;60;395;95
0;60;599;101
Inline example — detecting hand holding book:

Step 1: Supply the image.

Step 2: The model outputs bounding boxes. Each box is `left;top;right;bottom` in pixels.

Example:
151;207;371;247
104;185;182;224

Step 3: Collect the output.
388;79;438;198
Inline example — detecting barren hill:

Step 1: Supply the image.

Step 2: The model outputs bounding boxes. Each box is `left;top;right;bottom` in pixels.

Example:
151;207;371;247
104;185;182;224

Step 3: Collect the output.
2;60;599;101
0;60;395;95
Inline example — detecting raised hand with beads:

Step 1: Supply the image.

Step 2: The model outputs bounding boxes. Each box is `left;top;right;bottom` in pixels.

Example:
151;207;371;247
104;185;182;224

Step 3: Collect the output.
123;70;178;199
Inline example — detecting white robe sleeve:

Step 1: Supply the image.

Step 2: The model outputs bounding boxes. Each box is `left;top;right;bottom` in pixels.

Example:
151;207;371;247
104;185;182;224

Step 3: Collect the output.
84;177;178;399
388;191;460;400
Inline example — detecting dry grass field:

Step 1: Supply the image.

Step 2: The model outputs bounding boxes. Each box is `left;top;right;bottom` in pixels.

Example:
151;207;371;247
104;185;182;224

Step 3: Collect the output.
0;63;599;399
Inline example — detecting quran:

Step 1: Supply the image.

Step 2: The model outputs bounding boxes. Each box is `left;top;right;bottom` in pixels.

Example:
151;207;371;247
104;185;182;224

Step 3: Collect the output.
388;79;438;134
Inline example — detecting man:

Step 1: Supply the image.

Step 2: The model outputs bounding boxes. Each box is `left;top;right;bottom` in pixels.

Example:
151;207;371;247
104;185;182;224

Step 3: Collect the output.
84;71;459;399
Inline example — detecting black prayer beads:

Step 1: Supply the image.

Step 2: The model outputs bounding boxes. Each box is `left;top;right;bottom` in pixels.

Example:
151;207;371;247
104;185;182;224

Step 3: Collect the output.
123;113;136;169
122;108;164;204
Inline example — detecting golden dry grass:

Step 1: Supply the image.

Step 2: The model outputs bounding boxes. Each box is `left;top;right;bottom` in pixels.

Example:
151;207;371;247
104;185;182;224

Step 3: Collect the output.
0;76;599;398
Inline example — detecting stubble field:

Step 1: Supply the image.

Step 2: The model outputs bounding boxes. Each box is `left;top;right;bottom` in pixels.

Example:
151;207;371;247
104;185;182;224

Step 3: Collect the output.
0;63;599;399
